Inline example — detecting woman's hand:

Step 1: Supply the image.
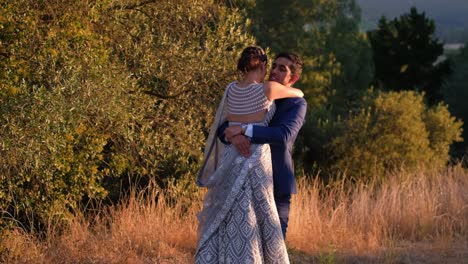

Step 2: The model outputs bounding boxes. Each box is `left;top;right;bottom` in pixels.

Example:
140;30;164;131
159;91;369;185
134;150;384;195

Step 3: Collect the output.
230;135;251;157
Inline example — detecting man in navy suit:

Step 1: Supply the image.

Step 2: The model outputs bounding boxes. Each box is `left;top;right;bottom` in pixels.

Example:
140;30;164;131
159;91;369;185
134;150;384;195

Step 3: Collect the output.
218;52;307;238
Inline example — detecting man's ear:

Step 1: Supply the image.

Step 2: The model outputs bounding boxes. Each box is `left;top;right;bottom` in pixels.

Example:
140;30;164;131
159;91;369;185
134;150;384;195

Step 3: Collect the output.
289;74;299;85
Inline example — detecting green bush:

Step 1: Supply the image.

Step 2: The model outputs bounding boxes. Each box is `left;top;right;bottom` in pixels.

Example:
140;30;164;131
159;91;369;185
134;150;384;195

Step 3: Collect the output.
0;0;256;228
297;105;344;178
330;91;462;181
1;0;123;226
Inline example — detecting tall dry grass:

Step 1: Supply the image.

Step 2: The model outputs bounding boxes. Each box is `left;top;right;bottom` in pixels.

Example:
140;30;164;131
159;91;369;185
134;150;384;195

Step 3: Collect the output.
1;184;204;264
288;166;468;261
1;167;468;263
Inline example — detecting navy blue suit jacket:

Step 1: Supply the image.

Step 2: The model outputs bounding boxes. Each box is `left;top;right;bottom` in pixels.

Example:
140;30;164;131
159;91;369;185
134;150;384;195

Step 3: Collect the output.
218;97;307;195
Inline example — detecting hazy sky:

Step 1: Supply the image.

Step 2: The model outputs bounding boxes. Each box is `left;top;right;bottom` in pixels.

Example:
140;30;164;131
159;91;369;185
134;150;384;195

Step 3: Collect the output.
356;0;468;42
356;0;468;23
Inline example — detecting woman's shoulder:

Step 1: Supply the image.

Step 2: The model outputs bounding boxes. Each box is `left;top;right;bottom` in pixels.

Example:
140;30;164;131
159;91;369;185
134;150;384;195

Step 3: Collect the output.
225;81;239;94
227;81;263;89
261;81;276;92
226;81;238;88
262;81;275;88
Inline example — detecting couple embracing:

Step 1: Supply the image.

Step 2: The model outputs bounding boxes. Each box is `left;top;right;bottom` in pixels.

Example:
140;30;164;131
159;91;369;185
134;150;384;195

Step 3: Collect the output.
196;46;307;263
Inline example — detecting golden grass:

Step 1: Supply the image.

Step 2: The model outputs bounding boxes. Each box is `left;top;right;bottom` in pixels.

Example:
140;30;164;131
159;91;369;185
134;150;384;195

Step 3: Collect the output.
288;166;468;262
1;167;467;263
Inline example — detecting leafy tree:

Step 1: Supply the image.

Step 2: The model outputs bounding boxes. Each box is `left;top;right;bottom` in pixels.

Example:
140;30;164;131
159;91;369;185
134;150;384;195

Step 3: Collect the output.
330;90;462;181
1;0;122;227
227;0;374;110
225;0;375;177
296;105;344;178
0;0;256;228
323;0;374;115
368;7;450;105
443;44;468;158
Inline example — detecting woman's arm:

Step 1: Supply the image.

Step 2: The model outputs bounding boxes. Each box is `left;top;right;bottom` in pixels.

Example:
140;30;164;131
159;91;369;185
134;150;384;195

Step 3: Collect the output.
263;81;303;101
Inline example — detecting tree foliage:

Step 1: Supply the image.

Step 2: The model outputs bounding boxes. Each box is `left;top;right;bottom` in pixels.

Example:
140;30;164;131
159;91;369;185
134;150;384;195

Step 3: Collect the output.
1;0;120;226
368;7;450;104
0;0;255;227
227;0;376;179
229;0;374;110
443;44;468;158
330;90;462;181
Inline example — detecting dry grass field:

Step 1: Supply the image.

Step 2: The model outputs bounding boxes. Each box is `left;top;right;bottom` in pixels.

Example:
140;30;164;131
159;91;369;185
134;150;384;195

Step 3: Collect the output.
2;167;467;263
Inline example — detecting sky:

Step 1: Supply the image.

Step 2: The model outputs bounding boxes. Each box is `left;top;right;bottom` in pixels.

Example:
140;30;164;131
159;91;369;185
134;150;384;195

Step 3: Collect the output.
356;0;468;42
356;0;468;20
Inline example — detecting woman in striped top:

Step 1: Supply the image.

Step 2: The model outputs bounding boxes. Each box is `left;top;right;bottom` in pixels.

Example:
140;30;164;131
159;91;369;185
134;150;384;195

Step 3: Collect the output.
196;46;303;264
226;46;303;124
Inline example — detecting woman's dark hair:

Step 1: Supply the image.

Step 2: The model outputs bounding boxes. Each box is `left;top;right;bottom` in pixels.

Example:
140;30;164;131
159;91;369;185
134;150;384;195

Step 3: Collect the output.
237;46;267;73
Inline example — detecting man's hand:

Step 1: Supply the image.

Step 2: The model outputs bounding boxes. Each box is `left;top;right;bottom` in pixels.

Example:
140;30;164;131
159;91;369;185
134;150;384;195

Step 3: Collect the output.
225;125;243;142
230;135;251;157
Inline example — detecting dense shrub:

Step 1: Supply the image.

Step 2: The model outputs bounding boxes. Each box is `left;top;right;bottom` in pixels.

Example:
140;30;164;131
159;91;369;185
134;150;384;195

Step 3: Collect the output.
329;91;462;181
0;0;255;227
1;0;124;226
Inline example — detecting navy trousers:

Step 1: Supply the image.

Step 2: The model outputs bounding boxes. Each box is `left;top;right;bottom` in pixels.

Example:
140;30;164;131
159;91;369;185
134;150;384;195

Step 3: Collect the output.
274;193;292;239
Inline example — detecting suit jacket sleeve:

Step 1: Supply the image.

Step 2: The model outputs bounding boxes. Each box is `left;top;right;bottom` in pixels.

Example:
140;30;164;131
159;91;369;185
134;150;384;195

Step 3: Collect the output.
250;99;307;145
217;121;230;145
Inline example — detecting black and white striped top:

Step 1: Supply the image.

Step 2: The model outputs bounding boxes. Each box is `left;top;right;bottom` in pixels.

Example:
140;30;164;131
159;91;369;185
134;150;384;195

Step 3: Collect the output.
226;82;271;115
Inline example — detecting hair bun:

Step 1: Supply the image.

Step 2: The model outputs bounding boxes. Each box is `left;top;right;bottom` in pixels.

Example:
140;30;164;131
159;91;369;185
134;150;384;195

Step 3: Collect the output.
237;46;267;73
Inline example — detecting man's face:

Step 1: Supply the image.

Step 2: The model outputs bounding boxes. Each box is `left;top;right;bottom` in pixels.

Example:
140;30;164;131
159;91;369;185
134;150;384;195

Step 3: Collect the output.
268;57;296;87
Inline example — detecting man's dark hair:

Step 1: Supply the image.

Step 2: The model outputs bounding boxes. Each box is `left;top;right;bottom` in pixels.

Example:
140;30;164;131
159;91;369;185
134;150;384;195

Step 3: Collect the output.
275;52;303;76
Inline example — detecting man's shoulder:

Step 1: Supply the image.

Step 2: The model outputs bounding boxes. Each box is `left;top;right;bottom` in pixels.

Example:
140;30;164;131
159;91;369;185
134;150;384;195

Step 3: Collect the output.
293;97;307;105
276;97;307;107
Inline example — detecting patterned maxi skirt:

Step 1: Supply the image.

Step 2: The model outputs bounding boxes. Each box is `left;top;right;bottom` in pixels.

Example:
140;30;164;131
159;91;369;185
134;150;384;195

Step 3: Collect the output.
195;143;289;264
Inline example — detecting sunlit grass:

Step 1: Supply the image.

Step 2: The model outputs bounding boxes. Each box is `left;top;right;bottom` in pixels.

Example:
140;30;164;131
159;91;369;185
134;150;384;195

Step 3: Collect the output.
288;166;468;262
1;167;467;263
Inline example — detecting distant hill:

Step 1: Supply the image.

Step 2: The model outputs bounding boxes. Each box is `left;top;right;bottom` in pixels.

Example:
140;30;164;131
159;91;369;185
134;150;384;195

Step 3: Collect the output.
356;0;468;43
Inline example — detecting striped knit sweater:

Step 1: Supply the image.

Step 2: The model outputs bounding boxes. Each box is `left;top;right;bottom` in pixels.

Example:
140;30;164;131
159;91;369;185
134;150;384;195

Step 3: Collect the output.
226;82;271;115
